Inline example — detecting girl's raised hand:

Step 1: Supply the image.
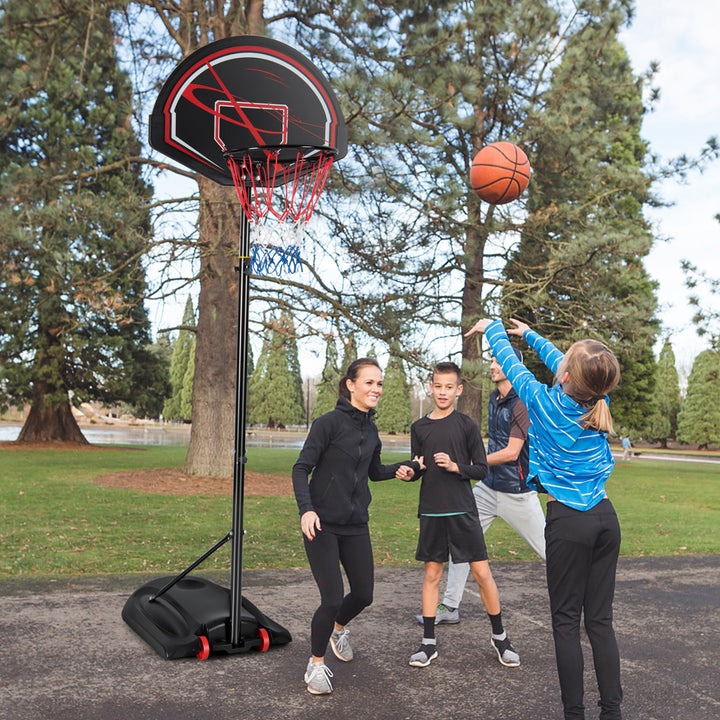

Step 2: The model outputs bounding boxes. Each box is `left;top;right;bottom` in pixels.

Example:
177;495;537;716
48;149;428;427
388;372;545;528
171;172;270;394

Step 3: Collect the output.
507;318;530;337
464;318;492;336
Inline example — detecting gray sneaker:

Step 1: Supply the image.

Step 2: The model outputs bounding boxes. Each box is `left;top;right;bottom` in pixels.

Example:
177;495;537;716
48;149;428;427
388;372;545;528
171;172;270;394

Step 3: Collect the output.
414;603;461;625
409;642;438;667
330;627;353;662
304;658;334;694
491;634;520;667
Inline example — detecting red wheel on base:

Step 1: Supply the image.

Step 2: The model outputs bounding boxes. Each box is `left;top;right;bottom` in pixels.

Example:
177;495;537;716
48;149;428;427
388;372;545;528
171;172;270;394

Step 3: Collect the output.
196;635;210;660
257;627;270;652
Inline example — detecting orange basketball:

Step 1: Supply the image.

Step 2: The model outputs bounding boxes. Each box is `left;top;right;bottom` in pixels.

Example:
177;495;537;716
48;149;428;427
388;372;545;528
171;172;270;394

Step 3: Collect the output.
470;142;531;204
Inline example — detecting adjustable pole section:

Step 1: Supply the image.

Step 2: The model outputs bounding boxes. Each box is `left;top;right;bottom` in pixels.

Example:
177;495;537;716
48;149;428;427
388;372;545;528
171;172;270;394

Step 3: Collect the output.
229;212;252;646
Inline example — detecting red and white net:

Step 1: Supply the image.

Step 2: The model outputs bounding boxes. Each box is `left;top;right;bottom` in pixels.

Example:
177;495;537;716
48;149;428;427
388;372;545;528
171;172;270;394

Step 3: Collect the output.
226;148;335;276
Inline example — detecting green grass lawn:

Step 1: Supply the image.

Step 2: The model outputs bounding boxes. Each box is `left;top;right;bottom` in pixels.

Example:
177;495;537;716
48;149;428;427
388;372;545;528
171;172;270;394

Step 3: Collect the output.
1;445;718;578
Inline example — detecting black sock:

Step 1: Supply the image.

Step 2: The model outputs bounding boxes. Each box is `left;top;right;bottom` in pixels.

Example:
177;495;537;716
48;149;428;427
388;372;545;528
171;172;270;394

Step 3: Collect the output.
423;616;436;641
488;611;504;636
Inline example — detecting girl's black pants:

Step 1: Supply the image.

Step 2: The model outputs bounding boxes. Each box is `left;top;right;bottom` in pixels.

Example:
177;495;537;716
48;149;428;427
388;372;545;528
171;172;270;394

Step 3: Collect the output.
545;498;623;720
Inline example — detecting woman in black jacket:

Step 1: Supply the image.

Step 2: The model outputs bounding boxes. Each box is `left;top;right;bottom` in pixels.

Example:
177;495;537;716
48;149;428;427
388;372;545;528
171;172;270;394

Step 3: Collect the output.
292;357;417;695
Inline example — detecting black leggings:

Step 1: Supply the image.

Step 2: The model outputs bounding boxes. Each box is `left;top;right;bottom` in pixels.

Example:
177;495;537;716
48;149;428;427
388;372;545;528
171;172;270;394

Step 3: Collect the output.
304;527;374;658
545;498;622;720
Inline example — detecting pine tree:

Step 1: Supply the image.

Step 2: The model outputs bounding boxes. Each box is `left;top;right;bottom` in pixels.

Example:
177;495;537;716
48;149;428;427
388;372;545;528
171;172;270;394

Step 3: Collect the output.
136;338;173;420
610;345;657;434
683;258;720;345
151;333;175;370
376;353;413;434
279;313;305;418
502;15;659;430
312;338;340;421
179;336;196;422
0;0;164;441
676;349;720;449
163;297;196;422
246;340;254;380
247;333;270;426
246;320;305;427
645;340;681;446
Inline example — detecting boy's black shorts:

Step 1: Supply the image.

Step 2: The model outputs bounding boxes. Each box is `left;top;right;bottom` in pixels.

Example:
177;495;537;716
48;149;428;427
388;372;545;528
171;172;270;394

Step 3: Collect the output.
415;513;488;563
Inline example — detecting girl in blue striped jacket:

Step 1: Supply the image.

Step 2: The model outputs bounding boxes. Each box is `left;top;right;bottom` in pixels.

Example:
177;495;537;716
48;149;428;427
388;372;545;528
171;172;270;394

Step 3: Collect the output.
467;317;623;720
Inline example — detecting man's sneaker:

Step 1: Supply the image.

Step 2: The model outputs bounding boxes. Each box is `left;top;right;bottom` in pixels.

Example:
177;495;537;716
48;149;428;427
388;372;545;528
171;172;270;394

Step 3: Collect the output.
330;627;353;662
436;604;461;624
304;658;334;694
414;603;460;625
409;643;439;667
491;634;521;667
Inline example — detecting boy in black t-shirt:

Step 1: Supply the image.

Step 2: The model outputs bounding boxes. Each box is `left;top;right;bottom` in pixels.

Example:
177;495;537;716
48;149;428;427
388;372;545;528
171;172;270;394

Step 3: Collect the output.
398;362;520;668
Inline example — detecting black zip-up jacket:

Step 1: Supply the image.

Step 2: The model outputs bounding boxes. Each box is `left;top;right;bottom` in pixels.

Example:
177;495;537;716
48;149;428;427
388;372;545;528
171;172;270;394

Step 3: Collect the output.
292;397;418;528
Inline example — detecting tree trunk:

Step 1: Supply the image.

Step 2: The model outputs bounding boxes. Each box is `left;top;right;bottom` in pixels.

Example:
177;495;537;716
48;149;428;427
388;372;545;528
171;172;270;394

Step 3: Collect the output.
17;381;88;444
245;0;264;35
170;0;261;478
457;331;485;428
457;218;487;428
182;178;243;477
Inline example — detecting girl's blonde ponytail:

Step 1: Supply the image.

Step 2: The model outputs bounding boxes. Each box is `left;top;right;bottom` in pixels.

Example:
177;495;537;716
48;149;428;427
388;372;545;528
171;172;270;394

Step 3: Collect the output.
557;340;620;433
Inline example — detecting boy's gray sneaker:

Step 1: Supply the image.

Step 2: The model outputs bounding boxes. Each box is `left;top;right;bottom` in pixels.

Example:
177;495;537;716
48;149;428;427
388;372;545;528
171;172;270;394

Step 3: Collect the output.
304;658;334;694
414;603;460;625
492;634;520;667
330;627;353;662
409;643;439;667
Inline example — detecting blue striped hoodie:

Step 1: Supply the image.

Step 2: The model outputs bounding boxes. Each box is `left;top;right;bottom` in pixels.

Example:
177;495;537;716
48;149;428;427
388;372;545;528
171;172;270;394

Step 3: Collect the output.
484;321;614;511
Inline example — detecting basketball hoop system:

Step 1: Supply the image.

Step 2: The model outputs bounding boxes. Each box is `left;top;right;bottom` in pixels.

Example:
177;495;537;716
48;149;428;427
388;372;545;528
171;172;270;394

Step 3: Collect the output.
124;36;348;661
224;145;336;276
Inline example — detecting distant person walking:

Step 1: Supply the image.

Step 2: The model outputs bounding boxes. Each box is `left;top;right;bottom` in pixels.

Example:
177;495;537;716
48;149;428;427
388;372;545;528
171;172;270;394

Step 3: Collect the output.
292;358;418;695
621;436;632;461
466;318;623;720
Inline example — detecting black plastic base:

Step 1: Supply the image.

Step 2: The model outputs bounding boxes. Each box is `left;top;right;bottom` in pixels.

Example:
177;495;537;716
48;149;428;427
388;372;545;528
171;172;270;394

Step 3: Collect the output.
122;575;292;659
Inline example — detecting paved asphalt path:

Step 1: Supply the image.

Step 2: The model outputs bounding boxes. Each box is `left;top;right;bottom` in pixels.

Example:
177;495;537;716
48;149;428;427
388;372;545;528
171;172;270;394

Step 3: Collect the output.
616;452;720;465
1;555;718;720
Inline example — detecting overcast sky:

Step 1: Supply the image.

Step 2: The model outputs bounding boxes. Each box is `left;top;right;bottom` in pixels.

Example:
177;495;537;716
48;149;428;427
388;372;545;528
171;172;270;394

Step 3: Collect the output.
619;0;720;371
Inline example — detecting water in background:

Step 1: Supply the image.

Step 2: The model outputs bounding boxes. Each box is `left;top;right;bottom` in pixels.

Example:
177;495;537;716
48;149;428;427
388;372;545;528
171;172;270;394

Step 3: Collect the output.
0;423;411;451
0;423;190;447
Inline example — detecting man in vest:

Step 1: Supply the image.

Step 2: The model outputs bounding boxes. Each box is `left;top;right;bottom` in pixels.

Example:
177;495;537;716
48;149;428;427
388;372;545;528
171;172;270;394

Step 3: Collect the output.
419;348;547;625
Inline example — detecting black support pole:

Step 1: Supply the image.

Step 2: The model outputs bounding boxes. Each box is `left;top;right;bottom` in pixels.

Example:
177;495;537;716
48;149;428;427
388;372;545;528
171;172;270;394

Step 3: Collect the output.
230;212;251;646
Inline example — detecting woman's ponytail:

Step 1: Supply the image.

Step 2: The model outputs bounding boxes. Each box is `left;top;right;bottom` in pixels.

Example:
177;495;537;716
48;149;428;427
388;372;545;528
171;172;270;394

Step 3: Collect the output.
338;374;351;399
